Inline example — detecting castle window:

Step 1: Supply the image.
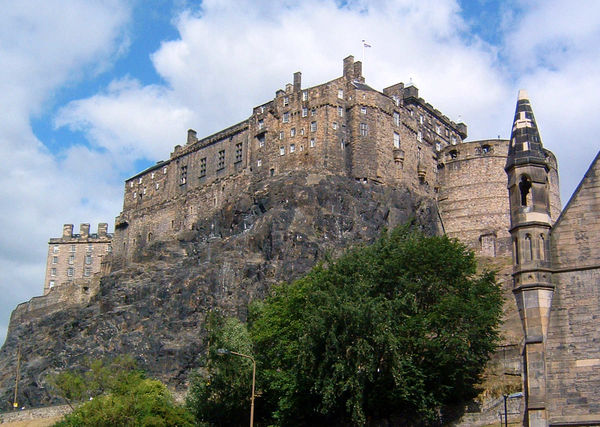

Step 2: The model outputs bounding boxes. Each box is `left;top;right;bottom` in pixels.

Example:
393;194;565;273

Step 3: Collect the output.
332;122;338;130
217;150;225;170
138;177;143;184
482;144;491;154
435;142;441;151
258;119;264;130
338;89;344;99
270;168;275;176
107;244;112;253
163;166;167;174
49;280;55;289
133;192;136;199
85;255;92;265
436;125;441;135
419;114;424;124
260;106;265;113
70;244;76;252
52;256;58;264
180;165;187;184
283;112;290;123
340;139;345;150
130;181;133;188
338;106;343;117
143;187;146;195
417;131;422;142
393;96;400;106
151;172;155;179
257;159;262;167
200;158;207;177
451;136;457;145
291;128;296;137
87;243;92;252
360;123;368;136
283;96;289;106
393;112;400;126
68;255;74;265
235;143;243;163
302;90;308;101
311;108;316;116
393;132;400;148
449;149;458;159
302;107;308;117
279;131;284;140
310;121;317;132
280;146;285;156
300;128;305;136
53;245;59;253
361;106;367;115
51;268;56;277
84;267;91;277
519;175;532;206
156;183;160;190
290;144;296;153
310;138;315;148
67;267;73;277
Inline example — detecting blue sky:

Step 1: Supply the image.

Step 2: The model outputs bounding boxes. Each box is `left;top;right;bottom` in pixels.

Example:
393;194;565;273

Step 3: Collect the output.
1;0;599;344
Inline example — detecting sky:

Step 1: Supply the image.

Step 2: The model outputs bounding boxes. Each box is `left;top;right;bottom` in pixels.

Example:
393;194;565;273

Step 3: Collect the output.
1;0;599;344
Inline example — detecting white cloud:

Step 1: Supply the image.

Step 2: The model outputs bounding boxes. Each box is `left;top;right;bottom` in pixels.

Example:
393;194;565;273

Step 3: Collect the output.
0;0;131;344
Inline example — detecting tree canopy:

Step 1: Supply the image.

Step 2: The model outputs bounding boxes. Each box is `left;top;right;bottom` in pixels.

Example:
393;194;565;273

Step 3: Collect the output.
188;225;504;426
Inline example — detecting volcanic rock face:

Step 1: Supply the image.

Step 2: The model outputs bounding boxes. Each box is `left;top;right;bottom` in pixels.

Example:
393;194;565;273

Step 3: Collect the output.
0;173;439;409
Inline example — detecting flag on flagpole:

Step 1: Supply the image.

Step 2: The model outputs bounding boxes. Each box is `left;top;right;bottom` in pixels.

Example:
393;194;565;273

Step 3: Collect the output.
362;40;372;48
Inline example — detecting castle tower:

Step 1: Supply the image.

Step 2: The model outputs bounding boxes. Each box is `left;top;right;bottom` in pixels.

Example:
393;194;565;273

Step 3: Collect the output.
505;90;554;426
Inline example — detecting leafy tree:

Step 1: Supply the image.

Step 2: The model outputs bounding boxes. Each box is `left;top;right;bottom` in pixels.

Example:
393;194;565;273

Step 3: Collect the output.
186;314;255;426
49;357;194;427
189;225;504;426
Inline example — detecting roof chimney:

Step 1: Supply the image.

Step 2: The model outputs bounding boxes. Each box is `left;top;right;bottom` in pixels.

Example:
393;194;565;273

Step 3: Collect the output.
98;223;108;237
80;223;90;238
63;224;73;238
343;55;355;78
293;72;302;92
187;129;197;145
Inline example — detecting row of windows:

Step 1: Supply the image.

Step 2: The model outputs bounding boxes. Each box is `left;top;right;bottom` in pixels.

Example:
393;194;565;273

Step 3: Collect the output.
278;138;317;157
281;90;311;107
130;166;168;187
177;143;243;186
52;244;111;253
52;255;94;265
50;266;92;277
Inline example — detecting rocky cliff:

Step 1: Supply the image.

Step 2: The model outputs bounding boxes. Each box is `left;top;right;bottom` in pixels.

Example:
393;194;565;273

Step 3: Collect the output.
0;172;440;410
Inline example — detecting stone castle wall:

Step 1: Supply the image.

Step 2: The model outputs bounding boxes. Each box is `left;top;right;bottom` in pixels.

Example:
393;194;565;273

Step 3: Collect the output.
113;56;469;263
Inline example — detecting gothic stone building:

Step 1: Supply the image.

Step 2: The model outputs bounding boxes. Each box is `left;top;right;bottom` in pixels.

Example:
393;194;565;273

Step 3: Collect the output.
506;91;600;426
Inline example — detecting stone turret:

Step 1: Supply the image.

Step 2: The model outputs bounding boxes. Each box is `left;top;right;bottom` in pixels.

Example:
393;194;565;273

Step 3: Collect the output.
505;90;554;426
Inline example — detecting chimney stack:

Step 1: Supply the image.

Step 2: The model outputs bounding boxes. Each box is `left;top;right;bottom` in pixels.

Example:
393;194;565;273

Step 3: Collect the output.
80;223;90;238
343;55;354;78
293;72;302;92
98;223;108;237
187;129;197;145
63;224;73;238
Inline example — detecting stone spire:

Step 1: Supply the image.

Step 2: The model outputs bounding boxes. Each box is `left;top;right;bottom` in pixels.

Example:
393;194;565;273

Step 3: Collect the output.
505;90;546;171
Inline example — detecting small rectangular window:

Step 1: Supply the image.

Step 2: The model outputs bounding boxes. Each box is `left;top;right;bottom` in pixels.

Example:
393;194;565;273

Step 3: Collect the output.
180;165;187;185
217;150;225;170
435;142;441;151
151;172;155;179
340;140;345;150
417;131;422;142
257;159;262;167
283;112;290;123
302;91;308;101
311;108;316;116
302;107;308;117
70;244;76;252
393;112;400;126
360;123;368;136
258;119;264;130
53;245;59;253
51;268;56;277
163;166;167;174
52;256;58;264
361;106;367;115
235;143;243;163
290;144;296;153
49;280;55;288
291;128;296;137
130;181;133;188
200;158;207;177
283;96;289;106
338;106;343;117
419;114;424;125
300;128;305;136
436;125;441;135
393;132;400;148
332;122;338;130
69;255;74;265
85;255;92;265
451;136;457;145
279;131;284;140
156;183;160;190
338;89;344;99
67;267;73;277
138;177;143;184
84;267;91;277
280;146;285;156
310;121;317;132
310;138;315;148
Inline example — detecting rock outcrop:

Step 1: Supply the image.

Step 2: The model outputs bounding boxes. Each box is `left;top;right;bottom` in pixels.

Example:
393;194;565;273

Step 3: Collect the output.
0;172;439;409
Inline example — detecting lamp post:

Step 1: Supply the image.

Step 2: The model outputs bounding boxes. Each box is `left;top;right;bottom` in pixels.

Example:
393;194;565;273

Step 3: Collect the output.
503;391;524;427
217;348;256;427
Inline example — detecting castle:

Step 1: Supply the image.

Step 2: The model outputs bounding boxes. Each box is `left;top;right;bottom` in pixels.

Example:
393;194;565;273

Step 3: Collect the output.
111;56;560;265
31;56;599;425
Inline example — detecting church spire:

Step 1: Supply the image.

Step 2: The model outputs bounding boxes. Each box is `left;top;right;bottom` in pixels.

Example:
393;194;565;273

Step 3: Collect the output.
506;90;546;171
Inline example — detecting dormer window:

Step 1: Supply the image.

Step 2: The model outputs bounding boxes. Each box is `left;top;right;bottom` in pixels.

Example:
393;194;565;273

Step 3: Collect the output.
283;96;289;106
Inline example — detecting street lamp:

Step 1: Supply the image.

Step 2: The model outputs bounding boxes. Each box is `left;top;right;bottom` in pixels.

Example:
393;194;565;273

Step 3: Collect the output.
217;348;256;427
503;391;523;427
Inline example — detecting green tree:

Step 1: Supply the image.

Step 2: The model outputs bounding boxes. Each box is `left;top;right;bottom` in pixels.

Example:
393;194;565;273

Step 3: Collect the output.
186;314;255;426
189;225;504;426
50;357;194;427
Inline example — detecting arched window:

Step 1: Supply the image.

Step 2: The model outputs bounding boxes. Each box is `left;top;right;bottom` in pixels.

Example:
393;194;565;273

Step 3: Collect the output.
525;234;533;261
519;175;532;206
539;234;546;261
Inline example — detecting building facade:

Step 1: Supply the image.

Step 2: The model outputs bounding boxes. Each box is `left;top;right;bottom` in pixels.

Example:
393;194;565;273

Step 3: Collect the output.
43;223;112;295
506;91;600;426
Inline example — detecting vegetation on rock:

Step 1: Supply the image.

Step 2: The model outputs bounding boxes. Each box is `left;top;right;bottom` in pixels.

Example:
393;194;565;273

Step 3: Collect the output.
187;225;504;426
